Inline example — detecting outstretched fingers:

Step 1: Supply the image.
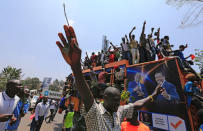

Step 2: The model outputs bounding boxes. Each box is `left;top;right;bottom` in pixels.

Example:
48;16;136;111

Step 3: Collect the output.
56;41;64;52
58;33;68;47
64;25;78;44
71;38;81;53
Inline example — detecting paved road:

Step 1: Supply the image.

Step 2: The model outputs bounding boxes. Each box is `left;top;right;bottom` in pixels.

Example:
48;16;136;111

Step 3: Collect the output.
18;111;64;131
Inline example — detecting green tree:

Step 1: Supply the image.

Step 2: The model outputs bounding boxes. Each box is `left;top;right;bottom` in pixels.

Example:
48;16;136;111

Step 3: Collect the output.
21;77;41;90
0;66;22;91
194;49;203;70
1;66;22;80
49;79;61;91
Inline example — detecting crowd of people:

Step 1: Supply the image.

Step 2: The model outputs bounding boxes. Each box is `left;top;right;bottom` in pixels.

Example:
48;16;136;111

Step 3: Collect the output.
0;79;60;131
82;21;194;71
0;22;202;131
56;25;203;131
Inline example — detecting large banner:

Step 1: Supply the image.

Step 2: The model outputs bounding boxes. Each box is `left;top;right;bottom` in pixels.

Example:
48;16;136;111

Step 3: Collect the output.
127;58;191;131
41;77;52;89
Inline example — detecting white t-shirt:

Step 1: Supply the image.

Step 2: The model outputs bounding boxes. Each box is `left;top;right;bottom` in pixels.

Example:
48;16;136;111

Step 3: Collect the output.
0;91;20;130
100;53;105;62
49;100;56;110
121;42;129;51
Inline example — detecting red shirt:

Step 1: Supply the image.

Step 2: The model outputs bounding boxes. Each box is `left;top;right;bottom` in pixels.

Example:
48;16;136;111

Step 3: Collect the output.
109;53;115;63
90;55;97;62
121;121;150;131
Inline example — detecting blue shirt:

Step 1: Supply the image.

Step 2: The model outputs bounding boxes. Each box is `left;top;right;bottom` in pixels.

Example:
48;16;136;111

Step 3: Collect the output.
156;81;180;104
177;51;185;60
184;81;193;93
6;100;30;130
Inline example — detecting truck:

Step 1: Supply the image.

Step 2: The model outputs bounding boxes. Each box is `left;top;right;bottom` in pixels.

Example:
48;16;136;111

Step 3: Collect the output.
62;57;202;131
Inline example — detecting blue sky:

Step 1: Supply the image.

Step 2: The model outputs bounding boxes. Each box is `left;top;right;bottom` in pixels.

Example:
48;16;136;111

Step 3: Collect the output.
0;0;202;80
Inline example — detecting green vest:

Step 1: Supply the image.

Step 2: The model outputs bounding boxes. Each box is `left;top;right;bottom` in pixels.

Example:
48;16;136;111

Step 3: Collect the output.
64;112;74;128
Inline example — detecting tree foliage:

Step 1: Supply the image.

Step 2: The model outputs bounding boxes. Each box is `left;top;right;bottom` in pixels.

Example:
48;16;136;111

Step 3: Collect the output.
194;49;203;70
21;77;41;90
49;79;63;91
0;66;22;91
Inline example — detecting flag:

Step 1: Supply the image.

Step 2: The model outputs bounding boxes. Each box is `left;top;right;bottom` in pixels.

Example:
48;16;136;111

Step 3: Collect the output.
190;54;195;60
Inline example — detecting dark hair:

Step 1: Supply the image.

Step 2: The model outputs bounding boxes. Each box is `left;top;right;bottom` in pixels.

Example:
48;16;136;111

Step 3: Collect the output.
6;80;18;88
155;68;165;76
164;36;169;40
179;45;185;49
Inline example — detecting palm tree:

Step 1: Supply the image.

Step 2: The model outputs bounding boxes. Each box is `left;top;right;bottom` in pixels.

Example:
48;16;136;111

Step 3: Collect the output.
0;66;22;91
1;66;22;80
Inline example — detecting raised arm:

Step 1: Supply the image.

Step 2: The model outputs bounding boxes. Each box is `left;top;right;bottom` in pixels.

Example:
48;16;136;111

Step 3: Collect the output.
110;42;117;50
133;84;163;109
129;26;136;41
141;21;146;36
157;28;160;42
150;27;154;37
125;35;129;43
56;25;94;112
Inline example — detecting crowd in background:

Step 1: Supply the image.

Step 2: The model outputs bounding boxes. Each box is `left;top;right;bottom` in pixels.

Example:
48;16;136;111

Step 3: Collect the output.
82;21;194;71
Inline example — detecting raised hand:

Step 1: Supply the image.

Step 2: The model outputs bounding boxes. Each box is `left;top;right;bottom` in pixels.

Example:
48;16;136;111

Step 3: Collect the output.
151;27;154;32
161;88;170;100
152;83;164;97
133;26;136;30
56;25;81;67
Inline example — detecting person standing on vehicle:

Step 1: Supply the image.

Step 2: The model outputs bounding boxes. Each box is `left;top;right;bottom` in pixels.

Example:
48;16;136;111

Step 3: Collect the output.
0;80;21;131
139;21;148;63
121;37;131;64
55;25;163;131
30;96;49;131
129;26;140;64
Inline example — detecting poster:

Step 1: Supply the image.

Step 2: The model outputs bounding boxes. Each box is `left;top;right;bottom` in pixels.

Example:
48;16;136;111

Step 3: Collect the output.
127;58;191;130
41;77;52;89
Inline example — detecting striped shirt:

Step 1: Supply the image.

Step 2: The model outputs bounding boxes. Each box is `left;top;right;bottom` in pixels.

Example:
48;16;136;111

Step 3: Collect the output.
85;101;134;131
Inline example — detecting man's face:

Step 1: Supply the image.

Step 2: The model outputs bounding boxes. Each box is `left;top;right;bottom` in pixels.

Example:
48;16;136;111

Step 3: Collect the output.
7;80;22;97
104;93;121;113
132;35;135;40
24;89;30;98
155;72;165;85
180;47;184;51
134;73;141;82
43;96;48;103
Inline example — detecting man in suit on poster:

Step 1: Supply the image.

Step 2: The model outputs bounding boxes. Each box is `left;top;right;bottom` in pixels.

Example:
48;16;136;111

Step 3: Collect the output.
154;71;180;104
